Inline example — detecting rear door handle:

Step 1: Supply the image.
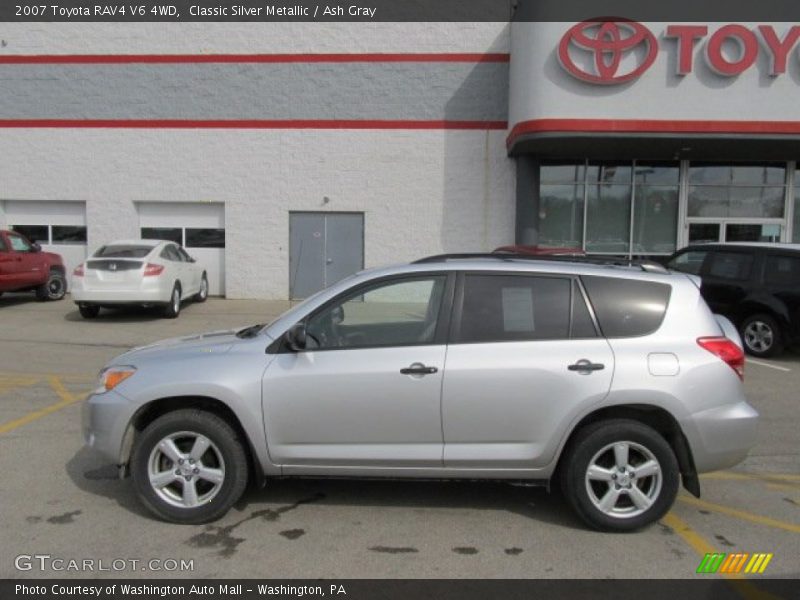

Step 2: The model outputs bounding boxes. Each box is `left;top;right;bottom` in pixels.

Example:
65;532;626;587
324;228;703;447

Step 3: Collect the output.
568;359;605;373
400;363;438;376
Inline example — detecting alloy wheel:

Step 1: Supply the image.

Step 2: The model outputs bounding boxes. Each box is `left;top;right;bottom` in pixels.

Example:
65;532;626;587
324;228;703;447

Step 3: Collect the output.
743;320;773;354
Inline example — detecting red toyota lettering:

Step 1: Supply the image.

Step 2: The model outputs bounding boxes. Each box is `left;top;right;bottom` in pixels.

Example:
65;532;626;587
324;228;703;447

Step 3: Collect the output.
665;25;708;75
759;25;800;75
705;24;759;76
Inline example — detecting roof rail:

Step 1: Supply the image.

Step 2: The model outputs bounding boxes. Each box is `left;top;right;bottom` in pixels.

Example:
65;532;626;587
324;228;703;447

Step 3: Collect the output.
412;253;669;274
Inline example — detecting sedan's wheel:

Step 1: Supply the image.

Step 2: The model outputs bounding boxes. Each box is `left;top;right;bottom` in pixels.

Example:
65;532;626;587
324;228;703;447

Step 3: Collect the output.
78;305;100;319
741;314;783;358
561;419;678;532
131;409;248;524
163;284;181;319
194;273;208;303
36;271;67;301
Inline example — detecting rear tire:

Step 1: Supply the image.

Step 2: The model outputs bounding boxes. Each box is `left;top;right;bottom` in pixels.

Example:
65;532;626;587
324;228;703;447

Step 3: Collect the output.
194;273;208;303
79;305;100;319
130;409;249;524
740;314;783;358
163;284;181;319
35;270;66;301
560;419;679;532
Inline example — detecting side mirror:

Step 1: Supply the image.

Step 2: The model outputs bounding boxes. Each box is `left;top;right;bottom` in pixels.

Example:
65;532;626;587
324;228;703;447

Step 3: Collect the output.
285;322;307;352
31;242;42;253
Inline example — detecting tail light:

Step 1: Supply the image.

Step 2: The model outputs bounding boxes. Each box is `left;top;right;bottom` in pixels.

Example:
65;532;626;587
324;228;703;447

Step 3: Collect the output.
697;337;744;381
143;263;165;277
72;264;84;277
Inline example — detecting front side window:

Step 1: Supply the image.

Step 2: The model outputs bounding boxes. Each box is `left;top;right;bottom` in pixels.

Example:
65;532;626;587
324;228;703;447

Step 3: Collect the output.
8;233;33;252
456;275;574;343
707;251;754;281
305;276;447;350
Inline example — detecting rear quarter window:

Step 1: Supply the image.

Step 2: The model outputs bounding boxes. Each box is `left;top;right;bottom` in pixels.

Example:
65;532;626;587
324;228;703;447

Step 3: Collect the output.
581;275;671;338
764;254;800;286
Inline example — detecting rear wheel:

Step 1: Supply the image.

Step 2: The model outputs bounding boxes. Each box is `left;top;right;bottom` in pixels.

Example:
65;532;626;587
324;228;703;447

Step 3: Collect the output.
194;273;208;303
78;304;100;319
740;314;783;358
561;419;679;532
35;270;66;301
163;284;181;319
130;409;249;524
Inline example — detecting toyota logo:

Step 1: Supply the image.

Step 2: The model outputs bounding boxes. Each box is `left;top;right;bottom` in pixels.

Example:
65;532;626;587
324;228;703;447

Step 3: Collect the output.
109;263;117;271
558;19;658;84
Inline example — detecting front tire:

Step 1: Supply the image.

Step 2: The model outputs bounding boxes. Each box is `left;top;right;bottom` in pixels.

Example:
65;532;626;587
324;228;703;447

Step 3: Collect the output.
740;314;783;358
163;284;181;319
194;273;208;303
35;270;66;301
560;419;679;532
131;409;249;524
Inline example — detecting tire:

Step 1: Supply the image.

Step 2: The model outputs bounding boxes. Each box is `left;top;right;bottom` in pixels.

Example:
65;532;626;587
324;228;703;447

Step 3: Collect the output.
740;314;783;358
130;409;249;524
78;305;100;319
560;419;679;532
163;284;181;319
35;270;67;301
194;273;209;303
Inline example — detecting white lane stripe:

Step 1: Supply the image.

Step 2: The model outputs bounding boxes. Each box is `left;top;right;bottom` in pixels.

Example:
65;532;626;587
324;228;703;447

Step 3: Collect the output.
746;359;791;372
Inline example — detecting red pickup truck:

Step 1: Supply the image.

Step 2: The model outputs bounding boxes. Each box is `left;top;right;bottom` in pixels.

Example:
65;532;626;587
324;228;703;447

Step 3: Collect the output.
0;229;67;301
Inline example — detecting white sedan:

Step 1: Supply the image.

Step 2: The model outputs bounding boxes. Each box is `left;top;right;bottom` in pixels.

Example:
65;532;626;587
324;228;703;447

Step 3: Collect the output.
71;239;209;319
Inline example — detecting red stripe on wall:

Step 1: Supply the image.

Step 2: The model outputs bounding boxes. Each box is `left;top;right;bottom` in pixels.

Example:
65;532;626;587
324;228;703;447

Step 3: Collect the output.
0;53;510;65
0;119;509;130
507;118;800;148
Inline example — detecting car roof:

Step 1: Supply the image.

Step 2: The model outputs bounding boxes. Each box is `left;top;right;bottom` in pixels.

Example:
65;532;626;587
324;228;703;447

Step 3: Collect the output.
103;239;166;247
683;242;800;252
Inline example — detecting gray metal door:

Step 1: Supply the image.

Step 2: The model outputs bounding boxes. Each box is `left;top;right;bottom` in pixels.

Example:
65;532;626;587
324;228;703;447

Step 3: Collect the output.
289;212;364;299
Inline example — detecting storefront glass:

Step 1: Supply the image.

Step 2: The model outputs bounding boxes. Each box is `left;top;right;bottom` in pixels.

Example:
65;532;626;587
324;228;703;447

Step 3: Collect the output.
632;163;679;254
794;168;800;243
688;164;786;219
539;164;585;248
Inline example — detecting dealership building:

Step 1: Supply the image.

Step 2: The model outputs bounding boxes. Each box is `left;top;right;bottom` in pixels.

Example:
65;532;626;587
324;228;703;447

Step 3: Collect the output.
1;19;799;298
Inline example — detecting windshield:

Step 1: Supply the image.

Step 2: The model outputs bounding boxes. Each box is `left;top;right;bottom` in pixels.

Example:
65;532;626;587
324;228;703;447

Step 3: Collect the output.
94;245;154;258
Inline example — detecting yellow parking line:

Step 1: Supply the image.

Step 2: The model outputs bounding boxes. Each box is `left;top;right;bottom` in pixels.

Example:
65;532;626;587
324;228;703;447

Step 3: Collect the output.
0;375;81;435
679;495;800;534
702;472;800;485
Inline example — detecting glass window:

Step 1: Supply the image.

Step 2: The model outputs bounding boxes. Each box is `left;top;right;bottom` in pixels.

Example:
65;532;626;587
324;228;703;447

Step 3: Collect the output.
160;244;182;262
794;169;800;243
186;228;225;249
585;184;631;253
11;225;48;244
457;275;571;343
51;225;87;244
707;252;754;281
688;223;721;244
587;162;632;185
141;227;182;245
764;254;800;285
633;163;679;254
581;276;671;338
725;223;781;243
94;244;152;258
667;250;709;275
540;163;586;184
7;233;33;252
306;276;446;350
177;247;194;262
538;185;585;248
688;163;786;218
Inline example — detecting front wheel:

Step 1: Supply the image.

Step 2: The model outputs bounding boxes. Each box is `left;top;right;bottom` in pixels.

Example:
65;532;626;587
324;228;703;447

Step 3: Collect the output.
35;271;67;301
163;284;181;319
740;314;783;358
194;273;208;303
560;419;679;532
130;409;249;524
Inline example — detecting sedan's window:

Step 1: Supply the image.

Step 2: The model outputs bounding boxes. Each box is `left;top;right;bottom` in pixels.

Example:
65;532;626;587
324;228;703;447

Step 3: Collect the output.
177;247;193;262
707;251;753;281
667;250;708;275
160;245;182;262
457;275;571;343
306;276;447;350
581;276;671;338
764;254;800;285
95;245;152;258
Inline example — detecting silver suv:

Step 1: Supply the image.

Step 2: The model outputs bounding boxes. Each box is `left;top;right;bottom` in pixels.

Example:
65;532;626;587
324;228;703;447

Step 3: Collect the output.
82;255;758;531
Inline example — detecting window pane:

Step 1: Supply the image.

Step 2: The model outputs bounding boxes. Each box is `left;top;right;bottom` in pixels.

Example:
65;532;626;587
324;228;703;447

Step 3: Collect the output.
667;250;708;275
458;275;571;343
730;164;785;185
540;162;585;183
307;277;446;350
689;164;730;185
581;276;671;338
51;225;87;244
633;186;678;254
186;228;225;248
726;223;781;243
688;186;784;218
95;244;152;258
688;223;720;244
707;252;753;281
539;185;584;247
764;255;800;285
11;225;48;244
587;163;632;185
585;185;631;253
688;186;729;217
141;227;182;245
634;163;679;185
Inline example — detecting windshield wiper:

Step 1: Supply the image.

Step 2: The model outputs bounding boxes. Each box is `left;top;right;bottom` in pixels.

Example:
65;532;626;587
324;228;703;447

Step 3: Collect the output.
236;323;265;339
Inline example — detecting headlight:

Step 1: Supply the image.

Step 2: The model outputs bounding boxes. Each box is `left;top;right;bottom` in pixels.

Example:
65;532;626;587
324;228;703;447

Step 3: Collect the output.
94;366;137;394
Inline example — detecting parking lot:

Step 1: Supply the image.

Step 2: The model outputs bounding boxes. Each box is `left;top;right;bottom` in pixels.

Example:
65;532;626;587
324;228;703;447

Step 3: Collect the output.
0;294;798;581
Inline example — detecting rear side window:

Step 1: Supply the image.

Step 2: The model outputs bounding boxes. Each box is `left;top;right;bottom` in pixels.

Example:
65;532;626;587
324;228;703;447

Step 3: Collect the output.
764;254;800;286
667;250;708;275
707;251;753;281
457;275;594;343
581;276;671;338
160;245;181;261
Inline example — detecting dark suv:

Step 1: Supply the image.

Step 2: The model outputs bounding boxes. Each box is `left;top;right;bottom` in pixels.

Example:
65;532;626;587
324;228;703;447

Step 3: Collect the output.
666;243;800;357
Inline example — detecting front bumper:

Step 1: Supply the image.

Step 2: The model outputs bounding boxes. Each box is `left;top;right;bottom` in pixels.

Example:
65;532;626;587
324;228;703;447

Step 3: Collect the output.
682;401;759;473
82;389;136;465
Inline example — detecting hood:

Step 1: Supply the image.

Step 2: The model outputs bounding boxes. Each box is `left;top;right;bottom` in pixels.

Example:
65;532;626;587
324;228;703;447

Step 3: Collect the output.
112;327;258;363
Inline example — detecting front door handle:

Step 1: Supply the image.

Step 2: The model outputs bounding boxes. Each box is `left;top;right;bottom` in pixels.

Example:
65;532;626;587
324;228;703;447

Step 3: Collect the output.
400;363;438;376
568;359;605;373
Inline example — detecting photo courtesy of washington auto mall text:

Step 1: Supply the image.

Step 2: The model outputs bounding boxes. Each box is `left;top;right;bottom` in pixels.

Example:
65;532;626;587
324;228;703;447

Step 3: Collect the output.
1;0;799;599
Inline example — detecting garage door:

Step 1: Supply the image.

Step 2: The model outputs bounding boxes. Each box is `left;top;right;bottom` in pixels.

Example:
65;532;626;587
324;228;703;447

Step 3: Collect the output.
3;200;87;287
137;202;225;296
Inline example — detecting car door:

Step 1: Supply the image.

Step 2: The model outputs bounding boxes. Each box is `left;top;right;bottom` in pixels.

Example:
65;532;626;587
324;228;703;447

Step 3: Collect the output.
441;273;613;470
699;249;756;318
178;246;201;293
263;273;453;470
5;232;43;287
762;252;800;342
162;244;189;296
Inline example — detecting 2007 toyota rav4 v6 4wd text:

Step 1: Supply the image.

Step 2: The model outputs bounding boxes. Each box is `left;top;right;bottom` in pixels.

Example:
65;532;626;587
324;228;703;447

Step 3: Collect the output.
82;255;758;531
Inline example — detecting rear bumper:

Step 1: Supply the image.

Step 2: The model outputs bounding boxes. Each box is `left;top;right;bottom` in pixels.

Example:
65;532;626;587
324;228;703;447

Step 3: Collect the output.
72;287;169;304
682;401;759;473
